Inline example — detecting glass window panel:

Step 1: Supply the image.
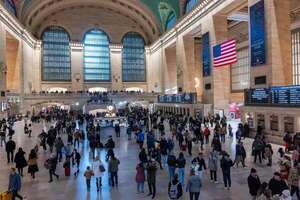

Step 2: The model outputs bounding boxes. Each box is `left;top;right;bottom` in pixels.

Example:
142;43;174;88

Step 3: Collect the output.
292;29;300;85
42;26;71;81
122;33;145;82
84;29;110;81
231;47;250;91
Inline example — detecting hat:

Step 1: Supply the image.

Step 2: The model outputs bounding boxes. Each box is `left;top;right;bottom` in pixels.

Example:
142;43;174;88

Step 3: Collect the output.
250;168;256;173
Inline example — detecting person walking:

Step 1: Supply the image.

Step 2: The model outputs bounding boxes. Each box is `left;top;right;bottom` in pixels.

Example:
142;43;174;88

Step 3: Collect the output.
84;166;94;192
108;154;120;187
73;149;81;176
268;172;288;196
8;167;23;200
168;173;183;200
135;162;145;193
6;137;16;163
167;152;177;181
147;158;157;199
177;152;186;185
208;150;218;183
191;153;207;179
93;156;105;192
247;168;261;199
54;137;64;162
220;152;233;190
0;127;6;147
46;154;59;183
27;149;39;179
14;148;27;177
186;170;202;200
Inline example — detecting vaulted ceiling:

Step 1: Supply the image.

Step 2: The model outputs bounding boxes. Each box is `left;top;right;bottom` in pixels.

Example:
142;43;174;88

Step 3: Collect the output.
6;0;183;44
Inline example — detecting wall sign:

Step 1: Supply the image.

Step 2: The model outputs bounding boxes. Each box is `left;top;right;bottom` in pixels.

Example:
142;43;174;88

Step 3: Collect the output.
250;0;266;66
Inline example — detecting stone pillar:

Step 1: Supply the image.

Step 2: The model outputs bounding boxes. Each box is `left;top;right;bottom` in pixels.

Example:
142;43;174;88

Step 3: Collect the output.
0;23;6;99
249;0;292;87
194;38;203;102
212;14;230;113
70;42;84;92
110;44;122;91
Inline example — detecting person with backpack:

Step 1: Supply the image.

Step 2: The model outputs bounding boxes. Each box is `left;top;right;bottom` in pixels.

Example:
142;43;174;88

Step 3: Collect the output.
167;152;177;181
135;162;145;193
84;166;94;192
168;173;183;200
93;156;105;192
46;153;59;183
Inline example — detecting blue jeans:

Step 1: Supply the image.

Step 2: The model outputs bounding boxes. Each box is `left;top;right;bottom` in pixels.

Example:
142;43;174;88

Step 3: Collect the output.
178;168;185;185
168;166;176;181
162;155;167;167
137;181;144;193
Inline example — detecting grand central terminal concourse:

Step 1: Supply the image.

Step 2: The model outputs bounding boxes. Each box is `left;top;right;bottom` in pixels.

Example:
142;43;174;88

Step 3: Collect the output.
0;0;300;199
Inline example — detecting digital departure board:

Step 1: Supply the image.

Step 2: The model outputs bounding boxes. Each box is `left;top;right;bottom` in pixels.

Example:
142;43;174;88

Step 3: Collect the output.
158;93;197;104
245;86;300;107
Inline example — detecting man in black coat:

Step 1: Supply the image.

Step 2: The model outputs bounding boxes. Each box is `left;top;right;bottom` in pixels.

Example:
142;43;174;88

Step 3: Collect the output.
268;172;288;196
247;168;261;199
6;137;16;163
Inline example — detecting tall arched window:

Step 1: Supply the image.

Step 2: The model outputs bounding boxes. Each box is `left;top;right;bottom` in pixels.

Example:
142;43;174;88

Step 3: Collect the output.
42;26;71;81
292;28;300;85
4;0;17;16
83;29;110;81
122;32;145;82
165;12;176;30
184;0;199;14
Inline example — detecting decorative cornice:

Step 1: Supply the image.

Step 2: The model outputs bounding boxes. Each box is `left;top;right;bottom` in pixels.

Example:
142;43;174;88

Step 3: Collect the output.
109;44;123;52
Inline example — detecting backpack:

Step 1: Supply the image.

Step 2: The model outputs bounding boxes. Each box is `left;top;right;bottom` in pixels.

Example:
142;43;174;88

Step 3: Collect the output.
99;164;105;172
169;182;179;199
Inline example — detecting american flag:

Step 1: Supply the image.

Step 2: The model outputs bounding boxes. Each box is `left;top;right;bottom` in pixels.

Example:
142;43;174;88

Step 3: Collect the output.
213;39;237;67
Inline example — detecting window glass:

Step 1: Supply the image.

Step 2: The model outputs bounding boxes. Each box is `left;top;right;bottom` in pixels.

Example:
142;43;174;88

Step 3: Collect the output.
42;26;71;81
292;29;300;85
231;48;250;91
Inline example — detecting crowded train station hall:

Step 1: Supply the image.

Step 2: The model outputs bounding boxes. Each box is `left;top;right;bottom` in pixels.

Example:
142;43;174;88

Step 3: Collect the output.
0;0;299;199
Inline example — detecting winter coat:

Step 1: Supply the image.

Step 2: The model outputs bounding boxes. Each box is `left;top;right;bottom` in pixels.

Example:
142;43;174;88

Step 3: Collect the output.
6;140;16;152
8;173;21;191
93;160;104;177
268;178;288;196
14;151;27;168
146;161;157;184
220;156;233;174
247;174;261;196
135;164;145;182
108;158;120;173
186;175;202;193
208;152;218;171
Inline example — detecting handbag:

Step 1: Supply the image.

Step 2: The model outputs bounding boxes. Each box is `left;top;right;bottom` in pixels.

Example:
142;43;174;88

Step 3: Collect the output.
99;164;105;172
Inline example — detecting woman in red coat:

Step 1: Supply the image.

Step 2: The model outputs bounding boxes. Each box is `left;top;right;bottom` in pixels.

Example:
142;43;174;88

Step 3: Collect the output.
135;162;145;193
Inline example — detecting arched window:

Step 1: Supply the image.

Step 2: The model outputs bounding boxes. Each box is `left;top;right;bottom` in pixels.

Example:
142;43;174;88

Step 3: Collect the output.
42;26;71;81
4;0;17;16
165;12;176;30
184;0;199;14
122;32;145;82
292;28;300;85
83;29;110;81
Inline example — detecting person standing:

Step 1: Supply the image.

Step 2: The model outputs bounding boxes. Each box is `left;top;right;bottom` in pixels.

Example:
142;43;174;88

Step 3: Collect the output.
168;174;183;200
115;123;120;138
8;167;23;200
93;156;105;192
6;137;16;163
186;170;202;200
0;127;6;147
27;149;39;179
135;162;145;193
14;148;27;177
84;166;94;192
203;126;210;144
147;158;157;199
268;172;288;196
220;153;233;190
247;168;261;199
167;152;177;181
208;150;218;183
177;152;186;185
54;137;64;162
191;153;207;179
108;154;120;187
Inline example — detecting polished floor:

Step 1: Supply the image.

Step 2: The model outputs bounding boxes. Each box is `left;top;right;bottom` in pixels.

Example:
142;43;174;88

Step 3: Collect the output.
0;119;286;200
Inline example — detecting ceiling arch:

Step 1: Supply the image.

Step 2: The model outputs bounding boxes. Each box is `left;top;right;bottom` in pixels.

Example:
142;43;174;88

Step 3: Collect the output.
18;0;164;44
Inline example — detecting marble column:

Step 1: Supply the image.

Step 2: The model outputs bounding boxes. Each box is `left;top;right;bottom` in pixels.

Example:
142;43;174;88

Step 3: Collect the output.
110;44;122;91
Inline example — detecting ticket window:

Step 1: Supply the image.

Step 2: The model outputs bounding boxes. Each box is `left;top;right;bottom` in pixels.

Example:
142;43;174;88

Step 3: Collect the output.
270;115;279;131
284;116;294;133
257;114;265;130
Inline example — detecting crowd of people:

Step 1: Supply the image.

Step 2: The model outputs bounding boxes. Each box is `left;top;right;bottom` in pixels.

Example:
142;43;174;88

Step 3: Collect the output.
0;105;300;200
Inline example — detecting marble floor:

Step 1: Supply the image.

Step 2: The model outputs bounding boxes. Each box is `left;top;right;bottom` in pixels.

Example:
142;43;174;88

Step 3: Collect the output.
0;119;286;200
